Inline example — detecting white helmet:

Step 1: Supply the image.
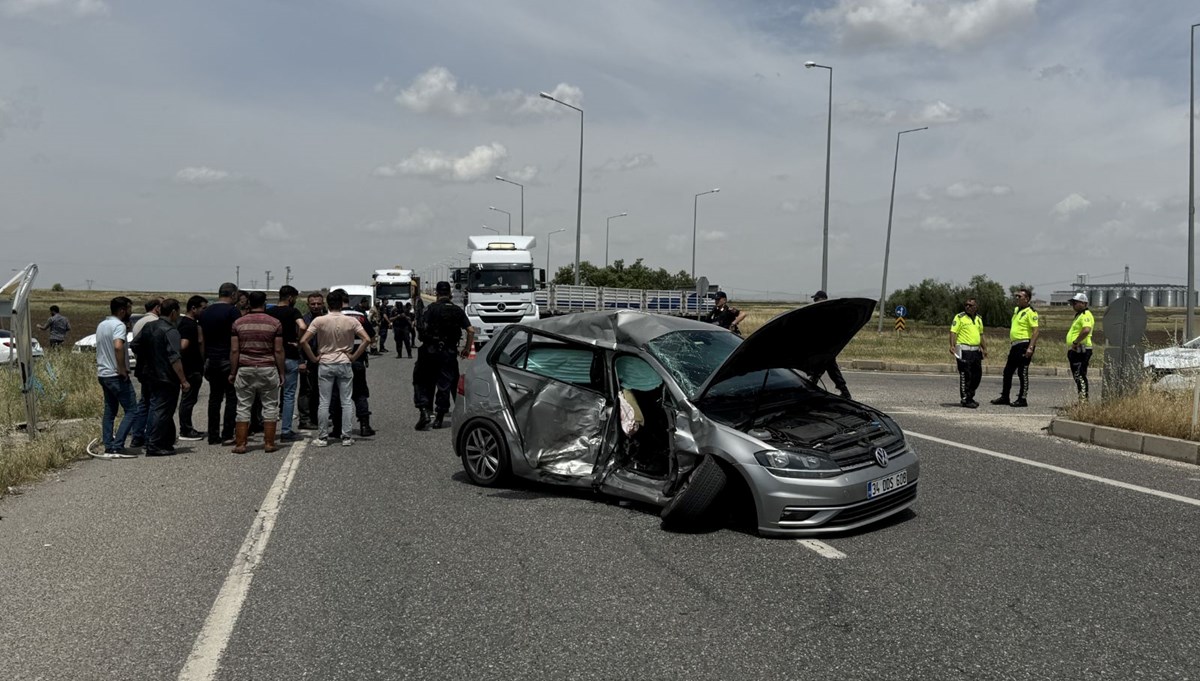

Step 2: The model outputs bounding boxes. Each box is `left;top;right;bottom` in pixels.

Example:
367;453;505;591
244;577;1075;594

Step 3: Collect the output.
1071;292;1088;304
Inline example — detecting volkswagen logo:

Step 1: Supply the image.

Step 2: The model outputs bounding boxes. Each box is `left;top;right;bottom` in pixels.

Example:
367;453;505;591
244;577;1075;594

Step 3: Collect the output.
496;302;507;312
874;447;889;467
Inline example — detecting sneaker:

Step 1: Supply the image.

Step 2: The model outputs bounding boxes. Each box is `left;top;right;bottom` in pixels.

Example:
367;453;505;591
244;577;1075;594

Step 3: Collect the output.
967;400;980;408
990;397;1010;405
129;438;145;449
341;437;355;447
1011;398;1029;408
179;429;204;441
312;437;329;448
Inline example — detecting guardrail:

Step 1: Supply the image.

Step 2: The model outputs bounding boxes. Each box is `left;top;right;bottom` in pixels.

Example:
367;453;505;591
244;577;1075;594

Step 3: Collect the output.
536;285;715;316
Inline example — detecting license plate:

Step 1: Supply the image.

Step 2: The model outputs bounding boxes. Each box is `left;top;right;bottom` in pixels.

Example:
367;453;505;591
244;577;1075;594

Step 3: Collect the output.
868;469;908;498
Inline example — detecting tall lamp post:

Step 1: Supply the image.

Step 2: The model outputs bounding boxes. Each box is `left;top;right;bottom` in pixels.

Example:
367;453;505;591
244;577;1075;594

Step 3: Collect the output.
877;126;928;332
805;59;833;293
481;224;499;235
546;228;567;277
692;188;720;280
540;91;584;285
488;206;512;235
1188;22;1199;339
605;212;627;268
495;176;525;235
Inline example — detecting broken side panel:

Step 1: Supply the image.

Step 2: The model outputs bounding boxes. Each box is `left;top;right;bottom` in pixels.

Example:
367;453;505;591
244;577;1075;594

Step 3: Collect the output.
495;365;610;478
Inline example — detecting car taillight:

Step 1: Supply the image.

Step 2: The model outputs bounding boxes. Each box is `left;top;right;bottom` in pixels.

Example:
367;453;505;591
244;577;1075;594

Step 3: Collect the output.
457;374;466;396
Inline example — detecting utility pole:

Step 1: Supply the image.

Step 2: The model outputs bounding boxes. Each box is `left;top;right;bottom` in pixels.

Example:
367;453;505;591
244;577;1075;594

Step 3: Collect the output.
85;279;94;291
236;266;240;288
285;266;292;286
249;279;257;289
265;270;273;292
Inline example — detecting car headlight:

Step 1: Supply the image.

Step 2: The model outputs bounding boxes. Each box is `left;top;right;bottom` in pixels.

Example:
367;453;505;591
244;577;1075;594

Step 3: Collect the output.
753;449;841;479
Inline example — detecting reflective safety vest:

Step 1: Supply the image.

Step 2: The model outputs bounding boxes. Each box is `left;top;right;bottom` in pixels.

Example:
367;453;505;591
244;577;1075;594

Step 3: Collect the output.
1067;309;1094;348
951;312;983;346
1010;306;1038;341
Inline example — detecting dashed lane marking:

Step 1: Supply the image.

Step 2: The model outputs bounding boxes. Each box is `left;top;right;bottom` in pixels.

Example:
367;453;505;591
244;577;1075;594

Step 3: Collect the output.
177;442;307;681
907;431;1200;508
797;539;847;559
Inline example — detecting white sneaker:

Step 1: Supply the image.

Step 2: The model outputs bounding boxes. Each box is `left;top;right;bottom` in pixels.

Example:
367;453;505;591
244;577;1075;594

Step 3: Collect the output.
312;438;329;448
341;437;354;447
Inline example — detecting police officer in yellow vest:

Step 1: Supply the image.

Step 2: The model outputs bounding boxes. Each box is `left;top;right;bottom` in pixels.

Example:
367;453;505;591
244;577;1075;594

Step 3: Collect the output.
991;287;1039;407
949;297;987;408
1067;292;1094;401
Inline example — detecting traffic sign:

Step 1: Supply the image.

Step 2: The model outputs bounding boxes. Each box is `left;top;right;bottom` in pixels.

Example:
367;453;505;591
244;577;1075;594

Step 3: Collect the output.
895;317;906;332
895;305;907;318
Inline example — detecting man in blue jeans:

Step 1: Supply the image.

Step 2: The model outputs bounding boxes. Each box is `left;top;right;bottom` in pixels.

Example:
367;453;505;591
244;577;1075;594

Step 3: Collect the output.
266;285;307;442
96;296;137;456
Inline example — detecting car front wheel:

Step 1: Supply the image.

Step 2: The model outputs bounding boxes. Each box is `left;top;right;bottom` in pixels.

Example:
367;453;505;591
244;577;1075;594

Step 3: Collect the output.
660;454;727;527
458;420;510;486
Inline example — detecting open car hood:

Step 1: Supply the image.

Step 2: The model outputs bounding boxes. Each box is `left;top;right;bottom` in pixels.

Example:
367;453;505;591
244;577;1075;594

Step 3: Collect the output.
696;297;876;399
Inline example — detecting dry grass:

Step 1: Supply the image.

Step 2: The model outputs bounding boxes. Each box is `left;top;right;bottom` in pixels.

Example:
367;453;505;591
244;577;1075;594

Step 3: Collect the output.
1064;384;1197;441
1;351;103;493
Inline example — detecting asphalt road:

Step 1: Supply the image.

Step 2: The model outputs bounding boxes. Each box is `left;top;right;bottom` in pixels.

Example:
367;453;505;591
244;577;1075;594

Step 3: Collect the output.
2;357;1199;680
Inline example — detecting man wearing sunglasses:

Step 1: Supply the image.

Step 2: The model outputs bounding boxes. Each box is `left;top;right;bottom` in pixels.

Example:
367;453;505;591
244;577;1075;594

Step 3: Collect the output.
992;287;1039;407
950;297;987;408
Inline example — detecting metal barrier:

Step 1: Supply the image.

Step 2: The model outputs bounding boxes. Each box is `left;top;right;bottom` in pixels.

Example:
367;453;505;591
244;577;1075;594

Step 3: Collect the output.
2;263;39;438
537;285;715;316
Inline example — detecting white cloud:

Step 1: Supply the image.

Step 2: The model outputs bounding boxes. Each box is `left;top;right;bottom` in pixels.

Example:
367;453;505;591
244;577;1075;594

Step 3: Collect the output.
596;153;656;174
0;0;108;17
837;98;985;125
700;230;729;242
391;66;582;120
920;215;956;232
173;166;252;186
358;204;435;235
258;220;291;240
506;165;539;183
1051;193;1091;221
945;181;1013;199
806;0;1038;50
779;200;800;213
374;143;508;183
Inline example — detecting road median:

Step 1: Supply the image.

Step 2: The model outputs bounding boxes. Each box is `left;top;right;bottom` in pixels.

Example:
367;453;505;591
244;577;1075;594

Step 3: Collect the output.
1048;418;1200;465
847;359;1062;376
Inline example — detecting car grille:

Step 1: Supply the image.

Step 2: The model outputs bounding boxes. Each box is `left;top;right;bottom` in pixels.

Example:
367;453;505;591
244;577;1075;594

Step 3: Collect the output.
479;314;525;324
827;484;918;527
826;432;906;471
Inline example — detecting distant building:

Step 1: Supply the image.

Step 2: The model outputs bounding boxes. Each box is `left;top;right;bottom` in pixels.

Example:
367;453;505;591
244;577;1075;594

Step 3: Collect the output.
1051;273;1194;308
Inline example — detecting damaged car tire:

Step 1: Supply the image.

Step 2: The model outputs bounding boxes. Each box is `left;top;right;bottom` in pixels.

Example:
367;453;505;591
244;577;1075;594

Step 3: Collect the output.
660;455;727;528
459;420;511;487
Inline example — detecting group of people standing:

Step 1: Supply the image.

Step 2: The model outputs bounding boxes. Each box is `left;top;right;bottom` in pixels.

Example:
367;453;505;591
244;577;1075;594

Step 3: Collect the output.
950;287;1094;408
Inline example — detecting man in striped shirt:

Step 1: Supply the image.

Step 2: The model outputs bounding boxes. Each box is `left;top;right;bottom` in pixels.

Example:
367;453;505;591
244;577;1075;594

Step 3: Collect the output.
229;290;284;453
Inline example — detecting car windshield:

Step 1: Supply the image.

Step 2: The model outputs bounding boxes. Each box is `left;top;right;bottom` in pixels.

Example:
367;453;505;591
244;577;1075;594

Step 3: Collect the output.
376;284;411;301
469;265;534;293
646;330;741;395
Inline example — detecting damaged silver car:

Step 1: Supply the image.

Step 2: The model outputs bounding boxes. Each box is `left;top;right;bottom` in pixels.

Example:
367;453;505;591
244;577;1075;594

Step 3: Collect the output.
451;298;919;536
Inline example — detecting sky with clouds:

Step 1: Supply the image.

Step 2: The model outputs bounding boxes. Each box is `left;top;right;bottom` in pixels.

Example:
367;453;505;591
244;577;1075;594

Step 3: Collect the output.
1;0;1198;300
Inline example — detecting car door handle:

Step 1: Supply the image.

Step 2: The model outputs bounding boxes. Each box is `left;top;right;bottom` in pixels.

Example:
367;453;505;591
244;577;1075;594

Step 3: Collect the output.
507;382;531;393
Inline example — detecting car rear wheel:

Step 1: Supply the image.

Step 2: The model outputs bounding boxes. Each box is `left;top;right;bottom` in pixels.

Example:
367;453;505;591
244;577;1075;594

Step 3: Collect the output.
660;454;727;527
459;420;510;486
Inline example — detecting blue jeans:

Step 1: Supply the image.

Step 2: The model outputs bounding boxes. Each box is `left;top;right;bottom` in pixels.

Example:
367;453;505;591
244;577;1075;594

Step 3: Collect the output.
99;376;137;451
130;378;151;444
280;359;299;434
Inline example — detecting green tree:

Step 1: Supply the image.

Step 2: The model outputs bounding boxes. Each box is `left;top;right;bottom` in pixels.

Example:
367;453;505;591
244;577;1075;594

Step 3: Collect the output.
553;259;696;290
888;274;1012;327
51;283;64;292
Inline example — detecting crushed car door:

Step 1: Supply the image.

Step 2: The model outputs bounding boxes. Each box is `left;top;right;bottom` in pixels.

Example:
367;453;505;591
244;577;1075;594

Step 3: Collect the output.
493;330;612;478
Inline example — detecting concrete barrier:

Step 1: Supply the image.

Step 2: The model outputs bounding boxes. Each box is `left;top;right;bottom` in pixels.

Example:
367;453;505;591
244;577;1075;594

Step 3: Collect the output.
847;360;1060;376
1048;418;1200;466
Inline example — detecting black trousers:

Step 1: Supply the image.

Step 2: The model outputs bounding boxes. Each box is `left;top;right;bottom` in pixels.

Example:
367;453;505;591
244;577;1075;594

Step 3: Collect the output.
394;324;413;356
1000;342;1032;400
204;358;237;442
414;345;459;415
329;358;371;435
1068;348;1092;401
956;349;983;402
178;370;203;432
302;362;320;426
814;361;849;394
379;326;389;352
146;380;180;454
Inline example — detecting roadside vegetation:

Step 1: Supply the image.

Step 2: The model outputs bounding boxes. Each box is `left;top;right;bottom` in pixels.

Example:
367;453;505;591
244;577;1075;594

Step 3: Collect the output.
1064;383;1198;442
1;351;100;493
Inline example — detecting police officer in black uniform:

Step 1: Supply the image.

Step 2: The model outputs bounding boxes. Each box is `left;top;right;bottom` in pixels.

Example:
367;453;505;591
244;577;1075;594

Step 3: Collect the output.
414;281;474;430
706;291;747;335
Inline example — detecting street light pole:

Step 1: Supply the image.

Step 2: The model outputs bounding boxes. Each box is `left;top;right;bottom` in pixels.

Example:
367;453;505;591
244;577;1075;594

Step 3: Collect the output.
605;212;628;268
547;228;567;276
481;224;499;235
806;60;833;293
495;176;525;236
540;92;584;285
1188;23;1199;339
692;189;720;280
878;127;928;332
488;206;512;235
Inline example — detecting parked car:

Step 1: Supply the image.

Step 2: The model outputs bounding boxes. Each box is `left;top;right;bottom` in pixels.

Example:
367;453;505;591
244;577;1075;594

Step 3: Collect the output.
0;330;45;363
1144;336;1200;374
452;299;919;537
72;314;144;368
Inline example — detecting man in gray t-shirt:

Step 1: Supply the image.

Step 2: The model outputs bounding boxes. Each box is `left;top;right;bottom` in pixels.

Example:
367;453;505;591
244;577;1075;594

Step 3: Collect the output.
38;306;71;347
96;297;138;455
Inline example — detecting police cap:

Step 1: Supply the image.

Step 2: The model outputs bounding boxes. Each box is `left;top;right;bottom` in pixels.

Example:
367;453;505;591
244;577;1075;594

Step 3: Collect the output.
435;281;452;294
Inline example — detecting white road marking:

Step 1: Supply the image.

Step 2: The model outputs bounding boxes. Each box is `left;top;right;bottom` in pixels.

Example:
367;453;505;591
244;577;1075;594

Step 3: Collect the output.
797;539;847;559
907;431;1200;508
177;443;306;681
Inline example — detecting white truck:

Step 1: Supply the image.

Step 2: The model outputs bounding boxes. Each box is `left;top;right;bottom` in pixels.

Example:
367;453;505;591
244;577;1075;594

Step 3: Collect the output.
460;235;543;344
372;268;415;308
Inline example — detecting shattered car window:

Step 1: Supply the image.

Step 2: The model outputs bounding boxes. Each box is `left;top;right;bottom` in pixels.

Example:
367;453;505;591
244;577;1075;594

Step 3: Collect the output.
526;345;598;388
646;330;741;395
